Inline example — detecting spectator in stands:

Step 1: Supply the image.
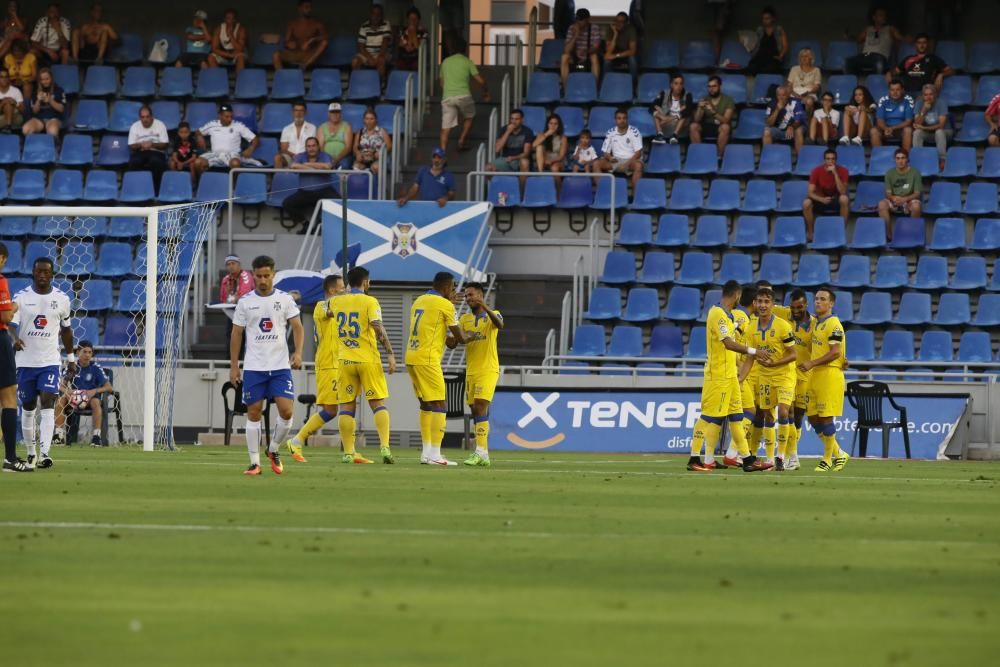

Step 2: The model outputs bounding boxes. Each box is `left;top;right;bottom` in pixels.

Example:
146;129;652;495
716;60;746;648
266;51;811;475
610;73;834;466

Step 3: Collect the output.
353;3;392;82
176;9;210;69
394;6;426;71
168;122;199;172
689;75;735;157
4;38;35;99
746;6;787;75
353;108;391;175
316;102;353;168
913;83;951;165
809;92;840;146
986;92;1000;148
486;108;534;187
0;1;27;60
878;148;922;242
20;66;63;138
273;0;327;71
840;85;875;145
560;8;601;89
603;11;637;81
206;8;247;73
532;113;568;179
29;3;70;66
802;148;849;241
786;47;821;114
762;85;805;155
552;0;576;39
871;79;914;151
888;33;953;95
708;0;735;61
569;128;598;173
283;136;336;232
219;254;253;304
71;3;119;64
438;36;489;153
594;107;644;189
127;105;169;188
52;340;112;448
397;147;455;207
0;69;22;131
846;8;901;76
191;103;260;179
651;73;692;145
274;101;316;168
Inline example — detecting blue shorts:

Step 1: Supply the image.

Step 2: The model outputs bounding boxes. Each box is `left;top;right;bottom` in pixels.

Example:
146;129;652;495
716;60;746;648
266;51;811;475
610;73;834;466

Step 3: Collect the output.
17;365;61;404
242;369;295;406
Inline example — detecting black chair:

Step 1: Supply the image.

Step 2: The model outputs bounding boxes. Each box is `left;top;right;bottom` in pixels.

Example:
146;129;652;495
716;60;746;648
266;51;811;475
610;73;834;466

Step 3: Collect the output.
221;381;271;446
443;372;472;449
846;380;911;458
297;393;317;445
67;368;124;446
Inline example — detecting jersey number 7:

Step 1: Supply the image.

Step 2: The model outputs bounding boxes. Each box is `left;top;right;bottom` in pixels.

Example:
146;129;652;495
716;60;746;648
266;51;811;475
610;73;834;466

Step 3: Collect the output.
411;309;424;336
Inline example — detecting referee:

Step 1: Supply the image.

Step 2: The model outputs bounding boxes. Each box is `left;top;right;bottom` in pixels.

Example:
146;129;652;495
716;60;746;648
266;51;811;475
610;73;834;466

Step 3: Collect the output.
0;242;29;472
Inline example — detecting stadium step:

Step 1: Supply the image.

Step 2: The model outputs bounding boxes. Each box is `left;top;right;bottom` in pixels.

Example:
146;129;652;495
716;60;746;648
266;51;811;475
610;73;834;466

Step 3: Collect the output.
494;275;571;365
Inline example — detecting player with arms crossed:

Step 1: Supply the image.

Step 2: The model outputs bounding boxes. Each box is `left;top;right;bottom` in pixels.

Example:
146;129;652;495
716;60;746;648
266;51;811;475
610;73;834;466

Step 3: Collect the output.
286;274;344;462
406;272;465;465
230;256;304;476
799;288;849;472
446;282;502;467
53;340;113;447
10;258;74;469
723;284;757;467
0;242;28;472
782;290;815;470
329;266;396;464
687;281;772;472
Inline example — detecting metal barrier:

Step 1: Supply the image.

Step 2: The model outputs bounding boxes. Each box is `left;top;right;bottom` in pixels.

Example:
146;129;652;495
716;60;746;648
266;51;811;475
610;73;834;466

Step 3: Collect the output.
486;108;498;162
499;73;510;129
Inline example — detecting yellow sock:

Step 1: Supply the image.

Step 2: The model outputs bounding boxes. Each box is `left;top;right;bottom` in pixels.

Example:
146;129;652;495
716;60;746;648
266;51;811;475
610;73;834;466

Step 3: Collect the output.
373;407;390;448
295;411;330;443
338;412;357;454
431;411;446;446
749;422;763;457
820;432;837;464
763;422;776;460
419;410;432;445
474;417;489;451
787;425;799;457
691;418;722;459
777;420;790;458
729;417;751;456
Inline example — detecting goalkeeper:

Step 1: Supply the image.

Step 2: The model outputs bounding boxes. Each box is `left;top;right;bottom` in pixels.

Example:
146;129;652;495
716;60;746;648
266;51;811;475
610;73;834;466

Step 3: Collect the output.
53;340;113;447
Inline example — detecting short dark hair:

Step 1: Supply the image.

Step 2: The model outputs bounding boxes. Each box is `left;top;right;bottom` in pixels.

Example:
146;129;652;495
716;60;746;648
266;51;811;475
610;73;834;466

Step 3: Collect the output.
756;287;775;301
616;11;628;19
889;78;904;88
615;107;629;117
464;281;485;294
406;6;421;20
895;147;909;158
821;91;834;99
816;287;836;302
78;339;94;351
33;256;54;270
433;272;454;291
347;266;369;287
575;8;590;19
722;280;742;298
707;75;722;86
824;148;837;158
579;129;592;138
177;121;190;130
510;108;523;118
292;101;306;109
914;32;930;41
755;279;773;290
670;73;684;84
788;288;808;303
323;274;342;291
0;241;7;259
251;255;275;271
739;285;757;307
761;5;777;17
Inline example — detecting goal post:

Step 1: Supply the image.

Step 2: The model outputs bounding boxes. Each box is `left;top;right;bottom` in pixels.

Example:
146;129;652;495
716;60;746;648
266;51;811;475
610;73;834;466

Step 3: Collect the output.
0;203;222;451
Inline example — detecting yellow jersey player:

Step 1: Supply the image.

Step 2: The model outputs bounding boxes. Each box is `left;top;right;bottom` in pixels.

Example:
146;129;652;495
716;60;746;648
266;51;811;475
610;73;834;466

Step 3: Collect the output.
740;288;797;470
446;282;502;468
784;289;815;471
723;284;757;467
687;280;772;473
799;287;849;472
286;274;344;462
406;272;465;466
329;266;397;464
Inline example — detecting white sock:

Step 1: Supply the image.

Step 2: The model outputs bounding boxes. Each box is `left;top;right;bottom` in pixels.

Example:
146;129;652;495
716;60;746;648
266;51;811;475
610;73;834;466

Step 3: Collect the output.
421;443;431;459
269;417;293;454
22;409;36;457
39;409;54;456
245;419;262;466
92;428;100;436
724;445;737;459
430;445;441;460
475;446;489;459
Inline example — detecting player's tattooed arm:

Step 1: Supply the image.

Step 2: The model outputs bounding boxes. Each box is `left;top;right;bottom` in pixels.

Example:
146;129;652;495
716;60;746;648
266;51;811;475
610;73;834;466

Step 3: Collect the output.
373;320;396;373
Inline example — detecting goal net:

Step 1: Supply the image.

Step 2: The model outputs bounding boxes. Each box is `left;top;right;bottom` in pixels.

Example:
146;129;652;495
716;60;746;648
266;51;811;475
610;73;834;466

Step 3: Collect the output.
0;203;222;451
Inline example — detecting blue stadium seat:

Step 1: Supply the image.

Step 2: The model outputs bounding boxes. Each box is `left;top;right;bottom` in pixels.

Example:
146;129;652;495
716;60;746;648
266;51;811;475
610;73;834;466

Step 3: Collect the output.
692;215;728;248
119;171;155;204
519;106;546;135
61;241;96;275
912;255;949;289
919;331;954;362
924;182;962;215
538;39;564;70
106;217;144;239
622;288;661;323
195;172;230;203
147;101;180;133
72;99;109;132
835;144;866;177
928;217;965;250
959;332;993;362
681;40;715;69
250;42;280;68
951;256;988;289
646;143;681;174
630;178;666;210
602;251;636;285
880;330;915;361
94;135;128;167
558;360;592;375
185;102;217;131
346;69;381;101
305;69;343;102
102;314;134;347
682;143;719;175
108;100;143;132
941;147;977;178
894;292;932;325
938;41;966;70
720;74;748;105
733;215;768;248
586;106;616;136
231;102;257;133
598;73;632;104
971;218;1000;250
9;169;45;201
618;213;652;246
668;178;703;211
776;180;808;213
522;176;558;208
636;73;668;104
526;72;560;105
955;111;989;142
975;294;1000;326
664;286;700;321
487;176;521;208
719;40;750;69
0;172;8;200
157;171;193;204
935;293;972;326
733;108;766;141
787;40;823;67
234;68;268;100
827;74;857;103
832;254;871;288
584;288;621;321
654;214;690;247
846;329;876;361
33;215;70;237
704;179;740;212
965;183;998;215
108;33;143;64
194;68;229;98
318;35;357;67
698;290;722;322
648;324;683;357
750;74;784;103
554;177;591;209
940;75;972;106
676;251;714;285
872;255;908;289
0;133;18;165
890;217;926;250
46;169;83;202
627;107;655;137
608;326;644;357
865;73;888;100
121;66;155;98
73;316;99;344
969;42;1000;74
555;105;584;137
850;218;886;249
909;147;940;178
741;180;777;213
51;64;80;96
718;144;755;176
259;103;291;135
0;217;32;237
759;252;792;285
811;216;847;250
772;216;807;249
21;134;56;165
148;31;182;65
793;145;826;177
642;39;679;70
794;254;831;287
82;65;117;96
159;67;193;97
116;280;146;311
83;170;118;202
686;325;707;358
866;146;896;177
835;290;854;323
233;173;268;206
638;251;674;284
852;180;885;213
592;176;628;210
718;253;753;284
24;241;57;268
975;75;1000;106
95;242;133;278
757;143;792;176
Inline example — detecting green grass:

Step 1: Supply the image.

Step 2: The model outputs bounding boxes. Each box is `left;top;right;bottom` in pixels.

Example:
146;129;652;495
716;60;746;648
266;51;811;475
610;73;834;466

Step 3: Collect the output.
1;447;999;667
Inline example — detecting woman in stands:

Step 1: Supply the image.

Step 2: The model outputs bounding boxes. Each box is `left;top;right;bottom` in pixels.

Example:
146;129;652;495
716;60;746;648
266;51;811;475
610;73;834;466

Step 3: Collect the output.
532;113;567;183
4;37;34;99
353;108;392;175
0;1;26;59
840;85;876;146
21;66;63;139
746;6;788;75
787;47;821;114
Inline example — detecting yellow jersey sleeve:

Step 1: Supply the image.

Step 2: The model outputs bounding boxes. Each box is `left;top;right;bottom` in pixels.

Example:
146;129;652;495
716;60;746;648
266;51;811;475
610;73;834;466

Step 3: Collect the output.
812;315;845;370
705;306;736;381
406;294;457;365
463;310;501;374
312;301;339;370
773;304;792;322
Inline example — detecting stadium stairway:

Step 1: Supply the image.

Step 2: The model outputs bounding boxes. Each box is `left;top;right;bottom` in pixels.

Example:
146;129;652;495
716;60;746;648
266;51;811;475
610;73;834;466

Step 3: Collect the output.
493;275;571;365
191;309;232;360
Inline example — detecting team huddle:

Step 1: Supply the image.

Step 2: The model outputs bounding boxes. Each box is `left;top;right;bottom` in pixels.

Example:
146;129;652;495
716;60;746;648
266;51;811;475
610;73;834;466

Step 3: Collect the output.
229;256;502;475
688;280;849;473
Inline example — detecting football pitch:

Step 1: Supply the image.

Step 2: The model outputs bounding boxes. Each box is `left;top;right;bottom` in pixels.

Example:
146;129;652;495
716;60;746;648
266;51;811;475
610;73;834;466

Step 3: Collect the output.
1;447;998;667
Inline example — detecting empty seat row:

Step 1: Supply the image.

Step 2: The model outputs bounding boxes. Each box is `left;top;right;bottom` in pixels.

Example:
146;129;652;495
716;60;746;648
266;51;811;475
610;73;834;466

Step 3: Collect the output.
0;241;197;279
0;216;145;239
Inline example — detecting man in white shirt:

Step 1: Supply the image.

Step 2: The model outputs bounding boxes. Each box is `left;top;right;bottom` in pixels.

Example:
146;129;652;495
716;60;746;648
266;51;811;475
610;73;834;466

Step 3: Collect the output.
274;101;317;168
230;255;304;476
30;2;71;66
192;103;261;181
0;70;25;132
594;107;644;188
127;105;170;187
9;257;74;469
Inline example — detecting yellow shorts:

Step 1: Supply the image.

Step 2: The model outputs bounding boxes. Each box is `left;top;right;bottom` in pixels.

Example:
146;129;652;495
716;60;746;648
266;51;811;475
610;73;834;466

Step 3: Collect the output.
466;371;500;405
794;375;811;410
740;379;755;412
407;364;446;403
700;377;742;419
316;367;339;405
807;370;845;417
756;376;795;410
337;360;388;404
